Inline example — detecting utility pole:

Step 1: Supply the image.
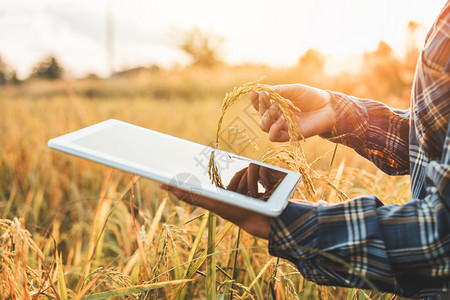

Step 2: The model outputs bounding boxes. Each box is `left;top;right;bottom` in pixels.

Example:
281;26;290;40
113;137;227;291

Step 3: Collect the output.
106;0;115;75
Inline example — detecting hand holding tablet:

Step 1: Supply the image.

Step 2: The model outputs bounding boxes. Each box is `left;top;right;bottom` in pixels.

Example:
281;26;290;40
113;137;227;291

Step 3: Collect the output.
48;119;301;217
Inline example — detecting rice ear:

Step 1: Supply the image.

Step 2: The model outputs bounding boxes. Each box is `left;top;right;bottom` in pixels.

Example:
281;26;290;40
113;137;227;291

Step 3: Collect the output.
208;79;316;199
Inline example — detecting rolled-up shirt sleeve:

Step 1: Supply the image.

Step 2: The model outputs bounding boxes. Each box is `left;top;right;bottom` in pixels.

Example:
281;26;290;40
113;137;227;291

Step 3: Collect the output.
320;92;410;176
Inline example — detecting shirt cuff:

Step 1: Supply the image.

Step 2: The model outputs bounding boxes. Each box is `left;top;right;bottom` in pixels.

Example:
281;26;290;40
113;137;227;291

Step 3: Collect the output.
268;200;321;281
319;91;369;149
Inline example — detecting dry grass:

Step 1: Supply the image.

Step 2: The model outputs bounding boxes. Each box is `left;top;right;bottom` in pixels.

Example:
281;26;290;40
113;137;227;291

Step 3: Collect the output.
0;75;411;299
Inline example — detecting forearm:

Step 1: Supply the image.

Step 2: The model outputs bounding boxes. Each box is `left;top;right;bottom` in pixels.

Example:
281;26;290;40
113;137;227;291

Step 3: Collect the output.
162;184;271;239
212;201;272;239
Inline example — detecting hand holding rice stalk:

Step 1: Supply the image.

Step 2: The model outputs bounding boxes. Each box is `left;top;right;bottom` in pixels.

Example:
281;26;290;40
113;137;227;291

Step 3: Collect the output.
208;79;348;201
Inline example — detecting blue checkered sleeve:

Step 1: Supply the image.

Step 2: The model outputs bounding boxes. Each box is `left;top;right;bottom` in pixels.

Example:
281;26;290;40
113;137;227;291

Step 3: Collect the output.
269;190;450;298
320;92;410;176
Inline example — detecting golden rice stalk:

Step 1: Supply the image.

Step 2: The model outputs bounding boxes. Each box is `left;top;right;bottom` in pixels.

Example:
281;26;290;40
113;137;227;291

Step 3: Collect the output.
225;126;260;151
56;253;69;300
258;145;299;172
240;257;275;299
208;79;316;198
170;221;234;300
206;211;217;300
0;218;64;299
0;218;31;299
260;145;349;201
81;267;133;292
240;243;263;299
311;172;350;201
277;268;300;300
82;278;198;300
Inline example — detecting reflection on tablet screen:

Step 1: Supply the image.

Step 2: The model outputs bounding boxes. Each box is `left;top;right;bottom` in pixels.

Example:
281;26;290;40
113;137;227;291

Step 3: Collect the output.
72;124;287;202
225;163;286;201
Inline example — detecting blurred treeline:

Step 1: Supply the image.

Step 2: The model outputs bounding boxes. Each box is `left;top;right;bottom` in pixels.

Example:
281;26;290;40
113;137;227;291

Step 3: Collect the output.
0;22;421;107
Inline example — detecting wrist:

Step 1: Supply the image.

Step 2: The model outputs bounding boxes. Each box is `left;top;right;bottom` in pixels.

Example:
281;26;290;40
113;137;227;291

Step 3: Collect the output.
241;215;271;239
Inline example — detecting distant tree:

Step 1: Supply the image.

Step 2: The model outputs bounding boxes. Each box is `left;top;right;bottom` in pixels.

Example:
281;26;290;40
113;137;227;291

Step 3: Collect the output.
178;28;224;68
404;21;422;82
361;41;407;99
0;55;21;85
295;48;326;84
31;56;64;80
0;70;5;86
298;48;325;73
9;71;21;85
148;64;161;73
0;55;7;86
84;72;100;80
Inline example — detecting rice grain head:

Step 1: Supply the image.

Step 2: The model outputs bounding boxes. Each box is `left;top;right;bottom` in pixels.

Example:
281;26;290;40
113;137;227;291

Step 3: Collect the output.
208;79;316;199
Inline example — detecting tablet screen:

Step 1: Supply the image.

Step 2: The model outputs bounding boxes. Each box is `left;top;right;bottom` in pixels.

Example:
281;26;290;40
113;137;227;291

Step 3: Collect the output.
71;123;287;201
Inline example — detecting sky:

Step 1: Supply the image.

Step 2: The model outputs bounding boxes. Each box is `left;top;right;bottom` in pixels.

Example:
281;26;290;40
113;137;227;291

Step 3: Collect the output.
0;0;446;78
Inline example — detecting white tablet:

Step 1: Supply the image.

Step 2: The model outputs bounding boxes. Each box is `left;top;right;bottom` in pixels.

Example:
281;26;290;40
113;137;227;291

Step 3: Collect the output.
48;119;301;216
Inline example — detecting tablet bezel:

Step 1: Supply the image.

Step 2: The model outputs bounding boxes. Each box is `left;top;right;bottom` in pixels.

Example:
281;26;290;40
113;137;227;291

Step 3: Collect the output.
48;119;301;216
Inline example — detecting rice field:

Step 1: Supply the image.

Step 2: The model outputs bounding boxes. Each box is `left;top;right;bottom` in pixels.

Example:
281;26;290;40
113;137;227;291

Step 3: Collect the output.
0;71;412;299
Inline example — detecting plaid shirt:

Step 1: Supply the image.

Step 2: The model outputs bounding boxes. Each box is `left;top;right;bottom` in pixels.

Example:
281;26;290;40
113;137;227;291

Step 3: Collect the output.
268;2;450;298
